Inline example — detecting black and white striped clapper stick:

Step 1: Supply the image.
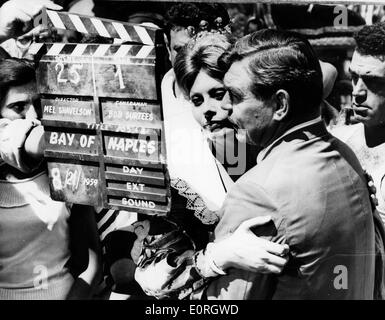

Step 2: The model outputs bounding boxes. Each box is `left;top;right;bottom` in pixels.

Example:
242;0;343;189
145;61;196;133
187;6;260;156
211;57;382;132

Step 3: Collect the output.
40;8;157;45
28;43;156;59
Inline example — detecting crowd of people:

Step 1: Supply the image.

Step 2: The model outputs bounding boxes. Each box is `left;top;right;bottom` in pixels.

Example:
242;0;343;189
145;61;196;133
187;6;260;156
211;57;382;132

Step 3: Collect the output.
0;0;385;300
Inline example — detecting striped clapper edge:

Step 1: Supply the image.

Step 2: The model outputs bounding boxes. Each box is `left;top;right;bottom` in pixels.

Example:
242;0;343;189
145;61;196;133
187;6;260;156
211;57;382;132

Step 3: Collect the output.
96;208;138;288
28;42;155;59
42;8;156;45
96;208;137;245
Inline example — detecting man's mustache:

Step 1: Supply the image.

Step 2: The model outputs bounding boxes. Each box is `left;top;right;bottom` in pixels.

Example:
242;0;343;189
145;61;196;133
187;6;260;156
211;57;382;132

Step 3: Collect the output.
203;118;235;130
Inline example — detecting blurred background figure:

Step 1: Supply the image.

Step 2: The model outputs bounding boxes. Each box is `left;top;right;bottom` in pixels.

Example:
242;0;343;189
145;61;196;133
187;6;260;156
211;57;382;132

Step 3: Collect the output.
245;17;265;35
230;13;247;38
327;80;357;128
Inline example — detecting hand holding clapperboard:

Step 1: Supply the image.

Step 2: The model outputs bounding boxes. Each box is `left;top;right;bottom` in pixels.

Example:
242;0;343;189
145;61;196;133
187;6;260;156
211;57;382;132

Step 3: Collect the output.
29;7;171;216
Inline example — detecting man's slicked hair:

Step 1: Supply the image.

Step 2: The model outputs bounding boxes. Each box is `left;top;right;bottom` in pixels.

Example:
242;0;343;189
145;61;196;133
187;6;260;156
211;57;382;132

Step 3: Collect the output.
354;22;385;58
219;29;323;117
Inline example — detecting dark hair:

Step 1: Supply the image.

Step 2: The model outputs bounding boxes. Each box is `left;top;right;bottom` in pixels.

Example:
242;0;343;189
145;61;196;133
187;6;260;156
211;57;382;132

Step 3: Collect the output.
354;22;385;58
164;3;230;41
219;29;323;116
245;18;265;35
0;58;36;108
0;47;10;59
174;32;234;97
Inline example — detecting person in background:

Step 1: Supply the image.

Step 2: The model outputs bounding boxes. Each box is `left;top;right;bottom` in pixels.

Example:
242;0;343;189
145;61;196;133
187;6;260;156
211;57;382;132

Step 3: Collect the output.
245;17;265;35
0;0;102;300
330;22;385;299
326;80;355;128
0;58;101;299
230;13;248;38
331;23;385;224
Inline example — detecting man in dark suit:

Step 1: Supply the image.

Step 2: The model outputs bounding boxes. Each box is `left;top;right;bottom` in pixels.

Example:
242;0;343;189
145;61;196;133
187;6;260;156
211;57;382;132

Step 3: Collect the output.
193;29;376;299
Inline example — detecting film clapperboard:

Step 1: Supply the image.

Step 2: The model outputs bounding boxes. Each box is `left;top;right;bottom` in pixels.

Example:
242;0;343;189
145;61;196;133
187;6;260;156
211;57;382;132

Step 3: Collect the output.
29;9;171;239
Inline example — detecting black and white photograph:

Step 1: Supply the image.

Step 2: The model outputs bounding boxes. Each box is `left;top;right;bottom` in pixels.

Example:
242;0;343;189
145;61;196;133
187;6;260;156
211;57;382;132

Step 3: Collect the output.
0;0;384;308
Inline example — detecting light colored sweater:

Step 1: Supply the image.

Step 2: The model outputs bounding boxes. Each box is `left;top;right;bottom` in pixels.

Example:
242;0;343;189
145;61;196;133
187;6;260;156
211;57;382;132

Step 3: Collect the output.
0;170;74;299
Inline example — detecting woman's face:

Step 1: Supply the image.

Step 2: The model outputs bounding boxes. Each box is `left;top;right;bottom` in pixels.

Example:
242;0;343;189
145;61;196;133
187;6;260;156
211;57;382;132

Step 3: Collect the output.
189;70;231;134
0;81;40;120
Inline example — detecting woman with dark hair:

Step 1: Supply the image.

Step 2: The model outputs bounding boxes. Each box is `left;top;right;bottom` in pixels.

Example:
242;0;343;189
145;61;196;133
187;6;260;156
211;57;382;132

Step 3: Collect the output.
0;58;101;299
172;32;260;183
174;33;234;138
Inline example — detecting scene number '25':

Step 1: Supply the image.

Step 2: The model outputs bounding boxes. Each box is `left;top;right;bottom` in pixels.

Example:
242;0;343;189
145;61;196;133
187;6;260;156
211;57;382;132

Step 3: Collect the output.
55;62;83;85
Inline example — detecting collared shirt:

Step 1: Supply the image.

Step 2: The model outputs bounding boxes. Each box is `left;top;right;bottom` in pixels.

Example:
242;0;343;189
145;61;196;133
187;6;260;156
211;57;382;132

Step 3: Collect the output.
256;116;323;163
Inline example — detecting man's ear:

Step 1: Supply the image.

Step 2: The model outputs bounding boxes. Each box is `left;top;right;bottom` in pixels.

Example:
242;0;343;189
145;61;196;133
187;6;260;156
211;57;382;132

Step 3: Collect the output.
273;89;290;121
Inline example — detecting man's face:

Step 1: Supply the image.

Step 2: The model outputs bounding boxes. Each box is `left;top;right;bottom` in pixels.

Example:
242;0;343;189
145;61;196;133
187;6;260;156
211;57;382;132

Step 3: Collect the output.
169;28;191;67
0;81;40;120
349;50;385;127
223;59;276;146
